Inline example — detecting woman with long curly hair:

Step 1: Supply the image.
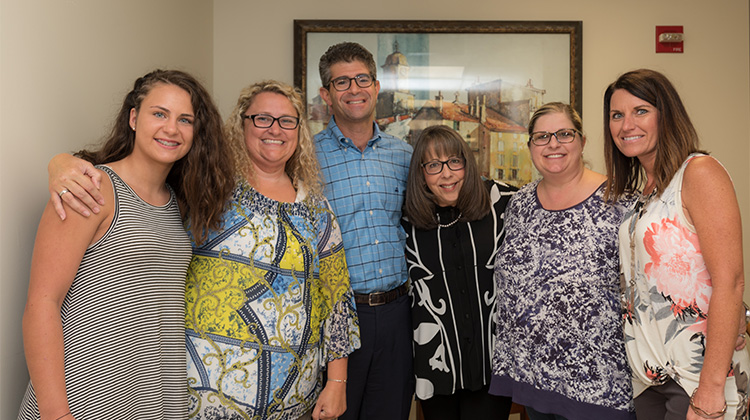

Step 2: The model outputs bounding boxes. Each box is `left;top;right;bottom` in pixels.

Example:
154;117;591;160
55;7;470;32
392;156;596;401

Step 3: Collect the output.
183;81;360;420
20;69;233;420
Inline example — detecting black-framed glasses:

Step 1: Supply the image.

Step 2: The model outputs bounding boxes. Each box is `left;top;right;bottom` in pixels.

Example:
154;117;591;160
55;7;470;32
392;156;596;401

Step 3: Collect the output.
328;74;375;91
529;128;580;146
242;114;300;130
421;157;466;175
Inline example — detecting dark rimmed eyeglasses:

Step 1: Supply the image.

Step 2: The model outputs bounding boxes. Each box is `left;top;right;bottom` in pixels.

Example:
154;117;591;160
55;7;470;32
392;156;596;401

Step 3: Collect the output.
529;129;580;146
328;74;375;91
241;114;300;130
421;157;466;175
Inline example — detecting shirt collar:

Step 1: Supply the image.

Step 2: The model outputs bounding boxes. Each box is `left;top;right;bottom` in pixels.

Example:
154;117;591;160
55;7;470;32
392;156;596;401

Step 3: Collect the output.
328;116;382;149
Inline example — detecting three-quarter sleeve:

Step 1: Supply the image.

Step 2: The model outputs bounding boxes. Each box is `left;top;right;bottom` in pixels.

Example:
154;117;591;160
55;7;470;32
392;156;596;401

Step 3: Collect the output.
316;199;361;363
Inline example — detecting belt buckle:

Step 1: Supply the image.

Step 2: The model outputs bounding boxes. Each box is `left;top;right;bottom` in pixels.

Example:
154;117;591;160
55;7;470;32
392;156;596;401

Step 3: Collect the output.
368;291;386;306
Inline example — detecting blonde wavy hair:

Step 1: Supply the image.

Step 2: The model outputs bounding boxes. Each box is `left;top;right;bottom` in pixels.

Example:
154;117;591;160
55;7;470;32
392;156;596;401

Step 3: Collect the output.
224;80;322;197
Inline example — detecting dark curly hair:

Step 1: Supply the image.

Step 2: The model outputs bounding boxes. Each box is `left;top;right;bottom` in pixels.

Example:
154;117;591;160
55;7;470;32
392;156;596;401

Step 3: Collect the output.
76;69;235;244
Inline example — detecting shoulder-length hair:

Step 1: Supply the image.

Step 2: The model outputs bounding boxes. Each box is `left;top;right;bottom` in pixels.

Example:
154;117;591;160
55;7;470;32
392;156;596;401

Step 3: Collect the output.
223;80;322;197
404;125;489;230
603;68;704;200
76;69;234;245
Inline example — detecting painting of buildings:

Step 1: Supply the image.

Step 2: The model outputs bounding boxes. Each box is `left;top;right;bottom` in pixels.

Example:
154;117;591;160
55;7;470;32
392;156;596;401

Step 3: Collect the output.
304;31;573;187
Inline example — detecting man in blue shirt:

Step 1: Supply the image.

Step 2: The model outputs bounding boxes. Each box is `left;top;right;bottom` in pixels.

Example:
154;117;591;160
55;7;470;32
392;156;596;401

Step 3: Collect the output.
316;42;414;420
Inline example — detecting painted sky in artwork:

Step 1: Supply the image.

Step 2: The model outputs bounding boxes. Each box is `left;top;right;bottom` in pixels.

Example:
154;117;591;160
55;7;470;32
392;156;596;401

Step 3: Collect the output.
306;31;570;105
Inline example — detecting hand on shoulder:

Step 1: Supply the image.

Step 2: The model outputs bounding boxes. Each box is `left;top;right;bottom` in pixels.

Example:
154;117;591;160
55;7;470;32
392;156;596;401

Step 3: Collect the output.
48;153;104;220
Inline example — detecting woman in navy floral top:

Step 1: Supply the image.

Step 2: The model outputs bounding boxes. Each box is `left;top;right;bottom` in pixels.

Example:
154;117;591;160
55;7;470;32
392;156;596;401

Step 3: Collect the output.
489;103;635;420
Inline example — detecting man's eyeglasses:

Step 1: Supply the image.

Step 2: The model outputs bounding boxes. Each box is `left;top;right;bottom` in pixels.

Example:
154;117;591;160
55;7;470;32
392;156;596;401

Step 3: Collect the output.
529;129;580;146
242;114;300;130
421;157;466;175
328;74;375;91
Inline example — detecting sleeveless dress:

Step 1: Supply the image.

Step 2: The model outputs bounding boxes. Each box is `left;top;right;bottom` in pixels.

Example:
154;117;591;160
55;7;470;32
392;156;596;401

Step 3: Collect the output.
185;181;360;420
18;165;192;420
490;181;634;419
621;154;750;418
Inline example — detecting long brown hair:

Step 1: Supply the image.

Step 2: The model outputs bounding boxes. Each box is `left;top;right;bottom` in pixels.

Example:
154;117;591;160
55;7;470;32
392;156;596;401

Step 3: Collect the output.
76;69;234;245
603;69;704;200
404;125;489;230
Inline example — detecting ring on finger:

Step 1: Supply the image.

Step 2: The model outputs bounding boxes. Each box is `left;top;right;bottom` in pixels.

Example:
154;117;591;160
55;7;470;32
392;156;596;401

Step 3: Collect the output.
59;188;70;197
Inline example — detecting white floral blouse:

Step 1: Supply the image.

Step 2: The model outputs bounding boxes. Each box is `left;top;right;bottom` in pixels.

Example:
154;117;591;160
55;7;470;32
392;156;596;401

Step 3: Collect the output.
621;153;750;419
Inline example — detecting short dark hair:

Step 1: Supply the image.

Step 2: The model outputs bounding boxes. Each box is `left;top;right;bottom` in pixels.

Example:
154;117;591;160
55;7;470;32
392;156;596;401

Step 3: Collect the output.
403;125;490;230
318;42;377;87
603;69;704;201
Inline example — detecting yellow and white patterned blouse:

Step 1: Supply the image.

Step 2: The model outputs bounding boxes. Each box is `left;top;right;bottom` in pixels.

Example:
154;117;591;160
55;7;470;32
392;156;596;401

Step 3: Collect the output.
185;181;360;419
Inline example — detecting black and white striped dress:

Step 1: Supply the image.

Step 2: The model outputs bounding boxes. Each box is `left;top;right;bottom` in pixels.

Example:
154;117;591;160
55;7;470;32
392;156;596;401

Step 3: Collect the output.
18;165;192;420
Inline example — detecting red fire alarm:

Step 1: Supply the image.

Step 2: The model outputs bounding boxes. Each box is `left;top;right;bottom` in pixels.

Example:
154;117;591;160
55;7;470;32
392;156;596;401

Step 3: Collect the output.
656;26;684;53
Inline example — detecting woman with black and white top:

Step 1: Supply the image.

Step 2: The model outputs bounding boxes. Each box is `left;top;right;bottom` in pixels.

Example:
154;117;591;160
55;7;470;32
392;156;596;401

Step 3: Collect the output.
402;125;516;420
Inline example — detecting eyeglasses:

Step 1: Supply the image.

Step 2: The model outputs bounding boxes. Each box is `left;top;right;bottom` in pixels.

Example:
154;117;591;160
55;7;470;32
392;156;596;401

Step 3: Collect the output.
328;74;375;91
529;129;580;146
421;157;466;175
242;114;300;130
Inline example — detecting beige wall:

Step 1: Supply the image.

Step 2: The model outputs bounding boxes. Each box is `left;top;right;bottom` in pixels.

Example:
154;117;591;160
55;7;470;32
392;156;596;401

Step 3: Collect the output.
0;0;213;416
1;0;748;417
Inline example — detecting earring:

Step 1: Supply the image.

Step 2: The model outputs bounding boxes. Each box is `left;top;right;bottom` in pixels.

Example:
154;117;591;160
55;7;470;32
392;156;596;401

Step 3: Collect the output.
131;125;135;131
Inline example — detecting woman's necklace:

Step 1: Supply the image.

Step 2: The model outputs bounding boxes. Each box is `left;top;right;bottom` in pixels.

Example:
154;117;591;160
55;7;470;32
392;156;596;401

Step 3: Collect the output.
436;212;462;228
621;188;658;310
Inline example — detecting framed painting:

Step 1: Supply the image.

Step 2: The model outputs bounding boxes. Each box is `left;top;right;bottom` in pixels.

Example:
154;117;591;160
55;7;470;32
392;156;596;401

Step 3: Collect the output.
293;20;582;187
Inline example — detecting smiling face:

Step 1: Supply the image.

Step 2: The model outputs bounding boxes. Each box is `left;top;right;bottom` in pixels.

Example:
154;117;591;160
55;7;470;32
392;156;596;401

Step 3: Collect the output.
242;91;299;174
423;150;466;207
129;83;194;167
528;111;584;180
608;89;660;169
319;60;380;128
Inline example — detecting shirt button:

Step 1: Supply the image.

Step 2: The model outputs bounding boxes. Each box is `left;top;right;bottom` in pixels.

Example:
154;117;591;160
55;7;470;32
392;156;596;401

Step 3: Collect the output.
366;181;371;186
369;210;373;215
464;314;470;319
375;239;379;245
379;269;383;274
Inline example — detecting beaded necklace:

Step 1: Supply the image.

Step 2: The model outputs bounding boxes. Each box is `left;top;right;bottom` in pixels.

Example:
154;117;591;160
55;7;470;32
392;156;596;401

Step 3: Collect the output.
436;212;462;228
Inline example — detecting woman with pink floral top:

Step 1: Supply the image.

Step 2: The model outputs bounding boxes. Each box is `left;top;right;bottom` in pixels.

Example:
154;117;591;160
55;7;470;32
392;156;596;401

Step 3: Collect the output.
604;69;750;420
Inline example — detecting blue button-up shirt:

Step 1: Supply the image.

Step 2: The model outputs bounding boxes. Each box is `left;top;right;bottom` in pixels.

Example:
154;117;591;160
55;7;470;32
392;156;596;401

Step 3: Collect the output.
315;117;412;294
